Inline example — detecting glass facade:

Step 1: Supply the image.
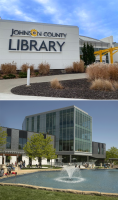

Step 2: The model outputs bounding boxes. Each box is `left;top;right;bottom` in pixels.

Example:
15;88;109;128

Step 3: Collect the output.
19;131;27;149
26;118;29;131
37;115;40;133
31;117;34;132
75;108;92;153
46;112;56;135
6;129;11;149
24;106;92;155
59;108;74;151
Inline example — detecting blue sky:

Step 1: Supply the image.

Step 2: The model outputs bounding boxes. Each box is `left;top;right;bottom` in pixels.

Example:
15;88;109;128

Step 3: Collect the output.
0;0;118;41
0;100;118;150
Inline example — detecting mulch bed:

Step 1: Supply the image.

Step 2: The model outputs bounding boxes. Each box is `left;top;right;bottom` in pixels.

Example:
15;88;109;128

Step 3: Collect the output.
11;79;118;99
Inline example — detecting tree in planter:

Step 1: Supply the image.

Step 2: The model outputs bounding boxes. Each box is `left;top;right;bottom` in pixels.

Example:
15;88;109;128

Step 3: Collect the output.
23;133;57;167
82;43;95;65
0;126;7;151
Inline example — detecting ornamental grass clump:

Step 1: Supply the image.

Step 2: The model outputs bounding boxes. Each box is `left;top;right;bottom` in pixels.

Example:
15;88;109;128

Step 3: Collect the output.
90;79;114;91
86;63;109;80
1;61;17;74
30;64;34;74
73;60;84;73
51;78;63;89
21;63;29;72
108;63;118;81
113;81;118;90
21;63;34;74
38;62;50;75
65;66;73;73
65;60;85;73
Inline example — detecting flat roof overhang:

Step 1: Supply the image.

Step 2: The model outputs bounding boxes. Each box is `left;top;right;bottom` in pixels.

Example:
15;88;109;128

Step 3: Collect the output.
56;151;92;156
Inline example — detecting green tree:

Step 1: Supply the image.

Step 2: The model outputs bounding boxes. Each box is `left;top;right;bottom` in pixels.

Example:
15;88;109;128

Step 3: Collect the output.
106;147;118;162
82;43;95;65
0;126;7;151
23;133;57;166
81;43;87;65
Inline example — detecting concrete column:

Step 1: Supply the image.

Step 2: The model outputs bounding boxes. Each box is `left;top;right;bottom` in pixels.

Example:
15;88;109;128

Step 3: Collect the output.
87;156;89;162
70;155;71;163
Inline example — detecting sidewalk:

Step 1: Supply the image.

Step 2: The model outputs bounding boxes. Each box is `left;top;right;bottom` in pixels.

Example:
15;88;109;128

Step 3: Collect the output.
0;73;87;100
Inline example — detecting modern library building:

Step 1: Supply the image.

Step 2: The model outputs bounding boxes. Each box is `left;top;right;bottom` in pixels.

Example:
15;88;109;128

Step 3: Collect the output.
0;106;106;166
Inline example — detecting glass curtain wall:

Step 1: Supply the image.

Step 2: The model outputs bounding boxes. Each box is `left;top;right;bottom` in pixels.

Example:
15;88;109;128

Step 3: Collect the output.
46;112;56;135
6;129;11;149
26;118;29;131
19;131;27;149
59;108;74;151
75;108;92;153
37;115;40;132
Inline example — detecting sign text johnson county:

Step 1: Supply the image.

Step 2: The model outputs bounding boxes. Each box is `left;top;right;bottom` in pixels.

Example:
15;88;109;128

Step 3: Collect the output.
9;29;66;52
10;29;67;38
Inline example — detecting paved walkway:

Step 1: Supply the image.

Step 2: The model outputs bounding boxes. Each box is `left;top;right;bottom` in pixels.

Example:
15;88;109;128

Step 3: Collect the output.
0;73;87;100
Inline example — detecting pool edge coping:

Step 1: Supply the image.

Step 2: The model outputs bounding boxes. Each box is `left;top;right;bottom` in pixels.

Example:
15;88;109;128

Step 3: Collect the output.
0;183;118;197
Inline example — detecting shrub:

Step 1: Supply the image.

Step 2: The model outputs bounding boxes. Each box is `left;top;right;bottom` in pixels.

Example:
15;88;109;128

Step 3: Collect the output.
90;79;114;91
35;72;39;76
3;74;16;79
1;62;17;74
113;81;118;90
21;63;29;72
65;66;73;73
87;63;118;81
21;63;34;74
19;72;27;78
38;62;50;75
108;64;118;81
65;60;84;73
73;60;84;73
30;65;34;74
86;63;110;80
50;78;63;89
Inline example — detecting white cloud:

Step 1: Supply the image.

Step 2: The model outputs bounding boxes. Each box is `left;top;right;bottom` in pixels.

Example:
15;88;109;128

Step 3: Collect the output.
34;0;57;14
35;0;49;4
0;0;36;22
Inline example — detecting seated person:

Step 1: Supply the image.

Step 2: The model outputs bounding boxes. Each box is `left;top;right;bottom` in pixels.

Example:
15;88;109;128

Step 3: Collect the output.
0;168;4;177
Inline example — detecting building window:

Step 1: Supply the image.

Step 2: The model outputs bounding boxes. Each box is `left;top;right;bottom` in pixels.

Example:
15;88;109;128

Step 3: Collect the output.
46;112;56;135
102;144;104;154
31;117;34;132
6;128;11;149
26;118;29;131
98;143;100;154
37;115;40;132
59;108;74;151
19;130;27;149
75;108;92;153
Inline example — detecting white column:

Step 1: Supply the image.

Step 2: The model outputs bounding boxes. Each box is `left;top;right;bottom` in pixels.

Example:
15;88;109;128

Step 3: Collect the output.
27;68;30;86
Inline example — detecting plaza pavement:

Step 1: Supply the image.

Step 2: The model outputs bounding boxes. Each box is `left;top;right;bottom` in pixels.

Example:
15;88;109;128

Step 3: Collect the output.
0;73;87;100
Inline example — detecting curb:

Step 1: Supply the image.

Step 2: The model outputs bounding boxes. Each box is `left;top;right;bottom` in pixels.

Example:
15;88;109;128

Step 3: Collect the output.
0;183;118;197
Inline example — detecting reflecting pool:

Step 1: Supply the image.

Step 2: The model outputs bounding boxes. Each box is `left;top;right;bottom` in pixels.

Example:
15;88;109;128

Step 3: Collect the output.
0;169;118;193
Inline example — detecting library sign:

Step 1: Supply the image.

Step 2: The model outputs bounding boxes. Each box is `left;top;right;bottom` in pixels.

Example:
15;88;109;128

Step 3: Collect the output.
9;29;66;52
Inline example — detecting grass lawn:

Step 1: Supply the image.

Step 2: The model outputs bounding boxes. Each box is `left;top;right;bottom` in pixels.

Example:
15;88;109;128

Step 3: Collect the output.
0;186;118;200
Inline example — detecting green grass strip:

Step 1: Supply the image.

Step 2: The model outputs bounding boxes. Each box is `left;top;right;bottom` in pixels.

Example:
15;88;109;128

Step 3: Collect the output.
0;186;118;200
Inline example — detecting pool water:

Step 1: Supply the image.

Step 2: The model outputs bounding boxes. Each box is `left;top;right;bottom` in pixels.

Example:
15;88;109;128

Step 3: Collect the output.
0;169;118;193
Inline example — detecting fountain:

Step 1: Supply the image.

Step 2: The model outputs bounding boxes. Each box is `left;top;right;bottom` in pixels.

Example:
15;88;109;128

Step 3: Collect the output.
55;164;85;183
